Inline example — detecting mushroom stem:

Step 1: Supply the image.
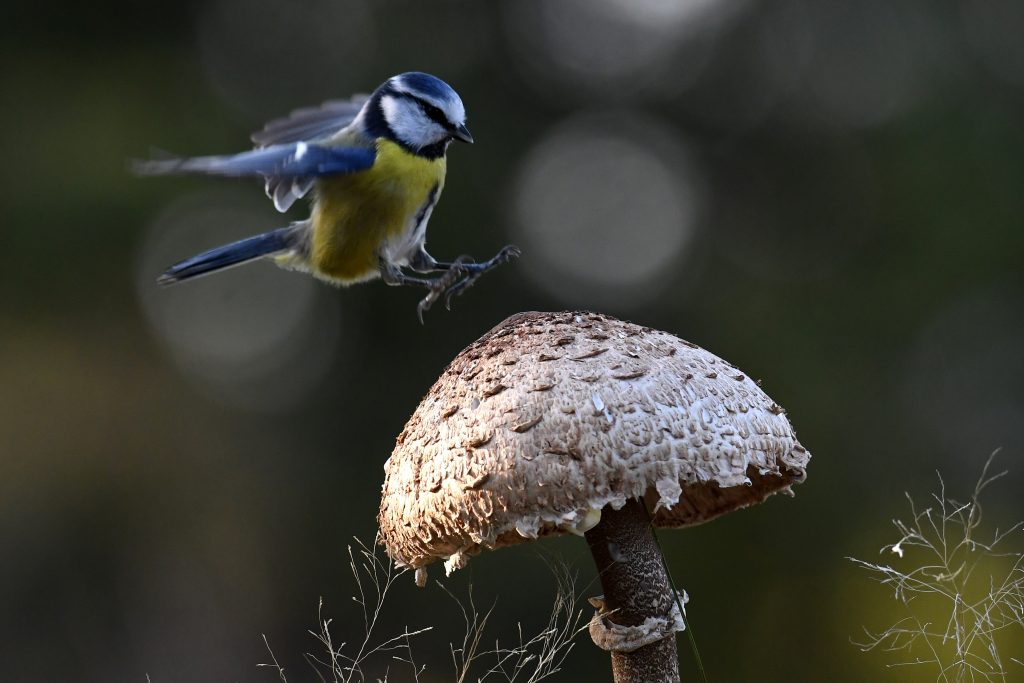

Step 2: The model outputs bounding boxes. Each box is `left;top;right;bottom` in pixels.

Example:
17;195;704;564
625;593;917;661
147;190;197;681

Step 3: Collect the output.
585;498;681;683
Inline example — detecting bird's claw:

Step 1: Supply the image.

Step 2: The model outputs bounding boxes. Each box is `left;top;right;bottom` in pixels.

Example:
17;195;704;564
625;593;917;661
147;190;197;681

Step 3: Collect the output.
445;245;520;310
415;298;431;325
495;244;522;262
416;255;473;323
416;245;521;320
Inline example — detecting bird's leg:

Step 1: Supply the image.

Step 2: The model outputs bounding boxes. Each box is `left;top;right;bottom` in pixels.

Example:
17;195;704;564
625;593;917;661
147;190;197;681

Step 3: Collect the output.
378;259;436;288
390;245;520;319
408;249;447;274
440;244;521;309
379;256;472;323
410;244;521;279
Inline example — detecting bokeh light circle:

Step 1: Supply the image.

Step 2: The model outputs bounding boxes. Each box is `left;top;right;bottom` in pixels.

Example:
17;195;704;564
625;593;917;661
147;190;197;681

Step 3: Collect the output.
501;0;750;100
509;112;703;308
136;189;345;413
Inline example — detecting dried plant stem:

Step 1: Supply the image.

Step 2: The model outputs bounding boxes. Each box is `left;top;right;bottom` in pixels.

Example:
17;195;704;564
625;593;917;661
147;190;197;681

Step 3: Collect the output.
259;536;431;683
850;451;1024;681
260;537;586;683
442;559;588;683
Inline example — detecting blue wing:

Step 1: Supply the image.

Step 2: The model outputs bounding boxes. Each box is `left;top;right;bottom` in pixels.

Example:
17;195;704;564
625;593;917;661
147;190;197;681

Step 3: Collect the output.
134;142;374;179
137;95;374;212
134;141;376;212
249;96;370;210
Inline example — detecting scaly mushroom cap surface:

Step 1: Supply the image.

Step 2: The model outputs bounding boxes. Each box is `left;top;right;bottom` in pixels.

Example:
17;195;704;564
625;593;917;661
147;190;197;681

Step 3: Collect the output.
379;311;810;573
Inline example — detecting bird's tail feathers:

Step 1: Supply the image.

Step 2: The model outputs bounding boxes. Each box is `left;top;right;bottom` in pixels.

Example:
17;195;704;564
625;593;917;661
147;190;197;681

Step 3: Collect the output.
158;225;303;285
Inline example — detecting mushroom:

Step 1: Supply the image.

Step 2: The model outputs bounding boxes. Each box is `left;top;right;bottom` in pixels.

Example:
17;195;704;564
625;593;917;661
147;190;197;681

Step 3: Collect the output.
378;311;810;682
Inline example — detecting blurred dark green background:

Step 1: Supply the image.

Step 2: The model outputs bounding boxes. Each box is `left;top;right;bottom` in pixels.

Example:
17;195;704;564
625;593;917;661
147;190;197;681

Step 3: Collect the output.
2;1;1023;681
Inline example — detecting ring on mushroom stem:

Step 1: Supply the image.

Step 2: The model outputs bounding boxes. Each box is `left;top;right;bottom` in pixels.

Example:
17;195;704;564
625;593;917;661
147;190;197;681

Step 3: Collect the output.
378;311;811;683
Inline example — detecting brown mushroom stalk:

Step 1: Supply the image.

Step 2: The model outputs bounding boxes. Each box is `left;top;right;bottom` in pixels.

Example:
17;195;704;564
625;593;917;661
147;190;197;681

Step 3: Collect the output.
378;311;811;682
586;498;681;683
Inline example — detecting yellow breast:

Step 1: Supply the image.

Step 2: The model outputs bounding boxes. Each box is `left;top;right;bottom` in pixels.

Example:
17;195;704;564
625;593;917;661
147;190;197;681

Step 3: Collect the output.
308;139;446;284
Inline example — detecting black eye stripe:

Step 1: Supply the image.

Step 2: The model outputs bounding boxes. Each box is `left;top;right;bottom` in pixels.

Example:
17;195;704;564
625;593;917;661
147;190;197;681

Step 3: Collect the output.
415;98;452;129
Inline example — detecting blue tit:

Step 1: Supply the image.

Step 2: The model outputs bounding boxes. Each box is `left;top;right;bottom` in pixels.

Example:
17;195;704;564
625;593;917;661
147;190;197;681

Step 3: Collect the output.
136;72;519;319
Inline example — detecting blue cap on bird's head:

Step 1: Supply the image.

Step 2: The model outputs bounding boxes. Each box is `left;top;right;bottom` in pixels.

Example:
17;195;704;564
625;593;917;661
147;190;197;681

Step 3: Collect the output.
389;72;463;112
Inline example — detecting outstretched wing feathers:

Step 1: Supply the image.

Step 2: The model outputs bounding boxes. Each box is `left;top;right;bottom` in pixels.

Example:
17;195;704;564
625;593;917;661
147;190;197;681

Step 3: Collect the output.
250;95;369;147
133;142;375;180
137;96;374;212
269;176;317;213
251;97;371;210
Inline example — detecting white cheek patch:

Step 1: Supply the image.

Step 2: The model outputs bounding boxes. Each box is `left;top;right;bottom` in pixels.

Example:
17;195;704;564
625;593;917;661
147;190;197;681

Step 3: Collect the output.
448;100;466;128
381;94;448;150
380;94;402;130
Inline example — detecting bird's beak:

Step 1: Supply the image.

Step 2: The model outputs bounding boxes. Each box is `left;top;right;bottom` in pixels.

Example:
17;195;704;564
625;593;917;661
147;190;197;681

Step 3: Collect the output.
452;123;474;144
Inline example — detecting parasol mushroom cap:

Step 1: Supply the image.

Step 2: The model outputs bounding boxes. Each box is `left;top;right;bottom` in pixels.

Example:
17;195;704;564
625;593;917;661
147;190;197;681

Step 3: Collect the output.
378;311;810;577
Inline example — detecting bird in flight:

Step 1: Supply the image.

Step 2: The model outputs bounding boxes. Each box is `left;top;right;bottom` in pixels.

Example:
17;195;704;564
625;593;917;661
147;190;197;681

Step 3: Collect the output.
136;72;519;320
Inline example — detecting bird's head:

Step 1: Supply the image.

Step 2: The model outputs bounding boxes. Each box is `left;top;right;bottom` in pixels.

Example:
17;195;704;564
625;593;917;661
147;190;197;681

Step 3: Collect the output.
363;72;472;159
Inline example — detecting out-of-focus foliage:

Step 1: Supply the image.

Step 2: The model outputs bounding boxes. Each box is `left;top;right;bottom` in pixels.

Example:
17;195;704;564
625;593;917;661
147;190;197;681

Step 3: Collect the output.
1;1;1022;681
